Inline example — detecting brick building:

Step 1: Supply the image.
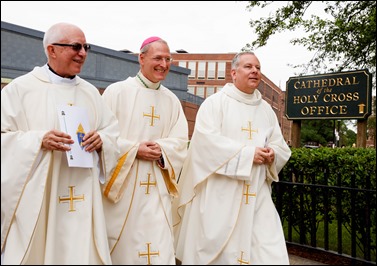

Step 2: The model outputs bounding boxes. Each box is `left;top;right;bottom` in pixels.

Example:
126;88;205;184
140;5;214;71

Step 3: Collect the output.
171;51;292;142
1;21;291;141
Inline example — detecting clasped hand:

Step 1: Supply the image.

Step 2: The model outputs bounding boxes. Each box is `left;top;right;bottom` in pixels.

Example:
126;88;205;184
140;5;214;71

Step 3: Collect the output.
136;141;162;161
253;147;274;165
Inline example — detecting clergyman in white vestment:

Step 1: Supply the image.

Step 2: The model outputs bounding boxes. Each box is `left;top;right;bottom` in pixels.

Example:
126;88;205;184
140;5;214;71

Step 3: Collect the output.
101;37;188;265
174;51;291;265
1;23;119;265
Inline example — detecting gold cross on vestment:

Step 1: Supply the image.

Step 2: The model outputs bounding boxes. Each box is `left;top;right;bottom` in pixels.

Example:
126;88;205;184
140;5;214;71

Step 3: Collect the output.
143;106;160;126
243;183;256;205
237;251;250;264
140;173;156;194
138;242;160;265
59;186;85;212
241;121;258;140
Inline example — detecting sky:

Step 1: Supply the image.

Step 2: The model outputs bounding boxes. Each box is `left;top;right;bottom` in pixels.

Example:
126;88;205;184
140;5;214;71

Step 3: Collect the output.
1;1;320;90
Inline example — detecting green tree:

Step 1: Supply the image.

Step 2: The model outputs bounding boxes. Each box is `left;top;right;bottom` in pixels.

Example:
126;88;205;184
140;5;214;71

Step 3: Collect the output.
245;1;376;146
342;127;356;147
245;1;376;79
301;120;334;147
300;120;355;147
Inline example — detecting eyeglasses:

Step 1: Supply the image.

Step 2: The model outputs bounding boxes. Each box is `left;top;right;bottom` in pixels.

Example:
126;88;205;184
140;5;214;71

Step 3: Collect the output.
52;43;91;52
151;56;173;63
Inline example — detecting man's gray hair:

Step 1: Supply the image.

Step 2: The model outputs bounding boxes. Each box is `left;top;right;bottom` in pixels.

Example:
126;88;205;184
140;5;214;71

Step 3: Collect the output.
231;51;256;69
42;22;81;58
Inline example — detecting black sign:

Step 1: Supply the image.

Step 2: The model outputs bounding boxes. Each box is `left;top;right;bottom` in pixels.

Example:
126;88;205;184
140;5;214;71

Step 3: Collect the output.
285;69;372;120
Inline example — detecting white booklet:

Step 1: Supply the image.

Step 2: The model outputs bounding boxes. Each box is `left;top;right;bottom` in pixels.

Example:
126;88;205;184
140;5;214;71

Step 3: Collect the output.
57;105;94;168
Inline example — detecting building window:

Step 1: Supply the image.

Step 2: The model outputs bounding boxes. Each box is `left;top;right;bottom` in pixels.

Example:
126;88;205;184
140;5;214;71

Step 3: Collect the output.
265;84;272;99
198;62;206;79
273;91;279;104
206;86;215;98
217;62;225;79
207;62;215;79
178;61;186;68
196;86;205;98
187;86;195;94
206;87;215;98
188;61;196;79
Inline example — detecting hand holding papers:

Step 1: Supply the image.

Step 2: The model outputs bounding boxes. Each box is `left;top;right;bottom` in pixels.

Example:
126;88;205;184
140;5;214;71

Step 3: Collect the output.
57;105;94;168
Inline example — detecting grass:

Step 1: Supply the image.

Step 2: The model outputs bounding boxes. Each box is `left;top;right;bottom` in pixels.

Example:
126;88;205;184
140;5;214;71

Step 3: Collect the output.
282;219;376;263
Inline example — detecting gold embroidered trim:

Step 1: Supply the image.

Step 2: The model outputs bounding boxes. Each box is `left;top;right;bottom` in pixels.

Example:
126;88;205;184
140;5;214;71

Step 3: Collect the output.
104;152;128;197
159;152;178;197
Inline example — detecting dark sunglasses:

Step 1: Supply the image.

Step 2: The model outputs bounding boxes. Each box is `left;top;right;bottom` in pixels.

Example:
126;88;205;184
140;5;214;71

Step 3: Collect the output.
52;42;91;52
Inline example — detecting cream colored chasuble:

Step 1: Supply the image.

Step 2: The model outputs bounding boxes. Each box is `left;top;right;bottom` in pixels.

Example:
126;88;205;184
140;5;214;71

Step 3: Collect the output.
174;83;291;265
1;65;118;264
102;72;188;265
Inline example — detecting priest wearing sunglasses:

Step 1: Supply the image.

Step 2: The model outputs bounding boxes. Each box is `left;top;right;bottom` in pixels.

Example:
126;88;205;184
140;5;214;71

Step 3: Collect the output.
1;22;120;265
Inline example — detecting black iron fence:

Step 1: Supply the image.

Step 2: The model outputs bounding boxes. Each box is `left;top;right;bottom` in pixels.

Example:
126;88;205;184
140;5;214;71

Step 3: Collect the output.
274;164;376;265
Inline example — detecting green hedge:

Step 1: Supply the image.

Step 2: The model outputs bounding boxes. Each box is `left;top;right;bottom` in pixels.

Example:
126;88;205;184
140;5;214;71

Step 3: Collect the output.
275;147;376;262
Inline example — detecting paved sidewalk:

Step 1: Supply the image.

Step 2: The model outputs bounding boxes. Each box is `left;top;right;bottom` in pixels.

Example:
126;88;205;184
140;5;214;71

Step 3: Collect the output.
289;254;326;265
176;254;327;265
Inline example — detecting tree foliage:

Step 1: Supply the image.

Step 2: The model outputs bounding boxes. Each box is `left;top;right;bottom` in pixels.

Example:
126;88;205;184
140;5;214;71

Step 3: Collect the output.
300;119;356;147
245;1;376;147
301;120;333;146
245;1;376;78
